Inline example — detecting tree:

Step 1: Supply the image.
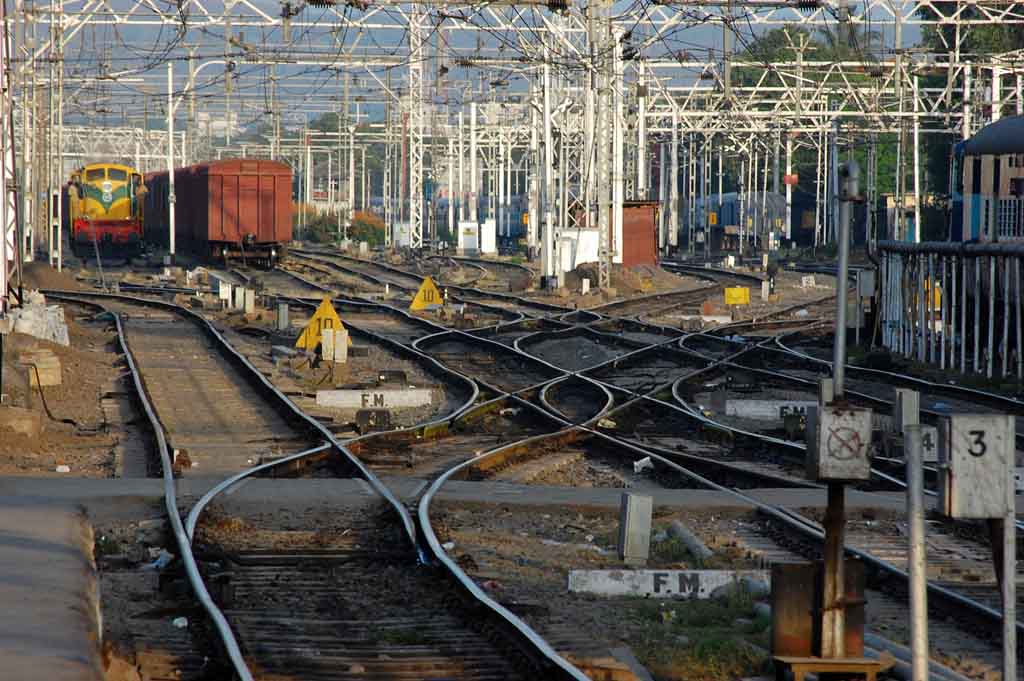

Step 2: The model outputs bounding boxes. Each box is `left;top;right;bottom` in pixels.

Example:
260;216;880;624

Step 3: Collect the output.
350;211;385;246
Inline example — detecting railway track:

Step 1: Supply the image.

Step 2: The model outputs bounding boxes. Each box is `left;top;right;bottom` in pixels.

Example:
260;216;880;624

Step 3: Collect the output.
45;288;590;681
67;249;1024;681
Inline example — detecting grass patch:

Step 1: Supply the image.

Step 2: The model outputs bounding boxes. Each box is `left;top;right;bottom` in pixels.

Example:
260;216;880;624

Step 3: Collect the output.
650;536;696;565
626;589;770;681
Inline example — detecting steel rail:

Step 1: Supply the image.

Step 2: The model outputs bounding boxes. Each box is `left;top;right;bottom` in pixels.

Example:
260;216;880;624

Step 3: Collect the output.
54;287;591;679
209;276;599;678
46;293;257;681
774;335;1024;410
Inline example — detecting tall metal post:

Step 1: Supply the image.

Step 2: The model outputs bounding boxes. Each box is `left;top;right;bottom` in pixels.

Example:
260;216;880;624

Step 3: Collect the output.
904;419;928;681
637;61;647;199
407;8;424;248
383;99;392;247
447;138;454;243
167;62;176;259
0;0;13;313
669;111;679;251
658;144;666;249
348;126;356;238
913;76;922;242
1002;503;1017;681
470;103;478;224
541;57;555;280
527;102;539;252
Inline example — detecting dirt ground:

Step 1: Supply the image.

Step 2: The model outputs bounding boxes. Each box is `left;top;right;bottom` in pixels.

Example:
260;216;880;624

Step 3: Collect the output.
202;304;461;430
13;261;89;291
434;502;773;681
0;300;128;476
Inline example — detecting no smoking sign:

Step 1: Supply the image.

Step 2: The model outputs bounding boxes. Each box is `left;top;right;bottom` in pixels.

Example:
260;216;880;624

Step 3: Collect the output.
806;406;873;481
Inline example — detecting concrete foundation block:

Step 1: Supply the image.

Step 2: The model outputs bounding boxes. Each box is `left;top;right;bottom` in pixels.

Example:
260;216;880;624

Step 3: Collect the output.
276;302;290;331
10;304;69;346
316;387;433;409
243;288;256;315
321;328;349;364
217;280;233;305
0;405;42;437
618;492;653;566
19;349;61;387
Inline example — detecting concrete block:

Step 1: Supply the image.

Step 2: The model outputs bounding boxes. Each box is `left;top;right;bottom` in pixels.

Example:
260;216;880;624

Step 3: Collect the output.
761;280;770;301
724;399;816;420
0;405;42;437
581;278;591;295
216;280;232;303
358;241;369;255
316;387;433;409
276;302;290;331
618;492;653;566
243;288;256;315
568;569;770;598
800;275;816;288
10;304;69;346
19;350;61;387
232;287;246;311
321;328;348;364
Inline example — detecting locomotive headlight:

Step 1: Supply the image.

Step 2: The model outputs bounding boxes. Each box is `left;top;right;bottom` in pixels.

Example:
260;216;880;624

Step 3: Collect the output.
270;248;277;258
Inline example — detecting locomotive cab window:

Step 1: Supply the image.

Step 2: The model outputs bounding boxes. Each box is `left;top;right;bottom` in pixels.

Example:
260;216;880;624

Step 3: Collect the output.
109;168;128;181
86;168;106;181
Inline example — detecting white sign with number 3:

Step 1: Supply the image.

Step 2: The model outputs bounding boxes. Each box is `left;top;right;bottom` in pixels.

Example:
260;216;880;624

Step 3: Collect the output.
939;414;1015;519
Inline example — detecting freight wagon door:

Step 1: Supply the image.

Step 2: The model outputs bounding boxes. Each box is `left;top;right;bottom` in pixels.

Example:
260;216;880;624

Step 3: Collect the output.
260;175;275;242
239;175;259;238
217;175;238;243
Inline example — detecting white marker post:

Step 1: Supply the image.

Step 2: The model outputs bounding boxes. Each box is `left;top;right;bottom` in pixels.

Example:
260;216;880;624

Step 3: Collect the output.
896;389;928;681
938;414;1015;681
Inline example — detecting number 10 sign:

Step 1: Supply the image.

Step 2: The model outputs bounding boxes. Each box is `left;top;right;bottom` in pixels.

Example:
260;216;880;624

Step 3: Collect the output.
938;414;1016;519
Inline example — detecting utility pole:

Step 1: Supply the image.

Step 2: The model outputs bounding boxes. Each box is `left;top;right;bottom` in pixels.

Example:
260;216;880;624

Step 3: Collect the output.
383;70;392;248
407;7;424;249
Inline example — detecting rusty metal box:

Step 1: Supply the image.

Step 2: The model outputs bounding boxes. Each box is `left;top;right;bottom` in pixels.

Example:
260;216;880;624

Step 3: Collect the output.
938;414;1015;519
805;406;873;481
771;560;865;658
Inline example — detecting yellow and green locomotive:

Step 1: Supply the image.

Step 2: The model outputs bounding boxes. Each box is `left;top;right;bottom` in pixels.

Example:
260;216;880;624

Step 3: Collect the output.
67;162;146;256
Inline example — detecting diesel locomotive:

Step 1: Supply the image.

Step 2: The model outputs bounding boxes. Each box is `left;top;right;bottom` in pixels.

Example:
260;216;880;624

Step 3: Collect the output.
67;162;146;256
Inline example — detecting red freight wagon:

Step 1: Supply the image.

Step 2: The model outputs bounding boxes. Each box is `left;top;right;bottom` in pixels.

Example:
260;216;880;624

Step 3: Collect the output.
145;159;293;265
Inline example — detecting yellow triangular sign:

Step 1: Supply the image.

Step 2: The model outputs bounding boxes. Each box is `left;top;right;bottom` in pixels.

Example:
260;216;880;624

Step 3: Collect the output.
410;276;442;311
295;296;346;350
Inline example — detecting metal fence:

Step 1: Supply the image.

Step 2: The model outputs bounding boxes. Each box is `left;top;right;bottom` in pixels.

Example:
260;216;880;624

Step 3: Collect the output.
879;240;1024;380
